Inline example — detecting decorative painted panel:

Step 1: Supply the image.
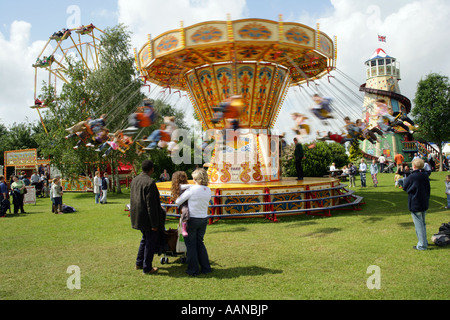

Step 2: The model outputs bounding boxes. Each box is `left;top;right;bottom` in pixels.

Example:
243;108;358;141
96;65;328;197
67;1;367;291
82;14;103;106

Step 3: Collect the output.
271;187;305;211
197;67;220;112
153;31;182;58
235;64;256;127
233;20;278;42
250;65;274;127
282;23;315;49
185;23;228;46
207;133;279;184
213;64;234;102
317;34;333;58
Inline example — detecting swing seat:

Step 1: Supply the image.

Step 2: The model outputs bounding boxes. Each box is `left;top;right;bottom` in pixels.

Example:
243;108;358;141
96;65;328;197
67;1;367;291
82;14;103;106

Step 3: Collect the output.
160;131;171;142
300;124;311;134
134;113;153;127
223;106;240;119
319;109;334;119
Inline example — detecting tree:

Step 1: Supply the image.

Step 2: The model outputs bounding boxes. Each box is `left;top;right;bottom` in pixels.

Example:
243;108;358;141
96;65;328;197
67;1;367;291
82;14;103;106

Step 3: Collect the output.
35;24;146;191
348;143;364;164
282;141;348;177
0;122;42;166
86;24;145;192
412;73;450;171
34;24;195;190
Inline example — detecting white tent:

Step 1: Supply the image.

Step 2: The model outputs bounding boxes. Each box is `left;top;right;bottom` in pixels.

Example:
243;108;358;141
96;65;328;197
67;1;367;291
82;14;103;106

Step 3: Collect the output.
443;143;450;155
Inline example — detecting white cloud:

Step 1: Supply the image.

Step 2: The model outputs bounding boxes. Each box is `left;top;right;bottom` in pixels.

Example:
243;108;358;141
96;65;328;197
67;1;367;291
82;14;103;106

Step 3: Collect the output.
117;0;248;49
276;0;450;143
116;0;248;127
0;21;50;126
316;0;450;101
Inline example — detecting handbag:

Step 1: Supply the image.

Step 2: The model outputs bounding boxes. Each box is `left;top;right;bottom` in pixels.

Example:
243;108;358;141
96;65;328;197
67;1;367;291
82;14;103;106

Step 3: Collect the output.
176;221;187;253
164;228;178;252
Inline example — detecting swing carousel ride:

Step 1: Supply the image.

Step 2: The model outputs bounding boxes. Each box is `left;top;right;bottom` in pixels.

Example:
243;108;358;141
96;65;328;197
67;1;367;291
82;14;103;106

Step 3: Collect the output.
133;16;364;220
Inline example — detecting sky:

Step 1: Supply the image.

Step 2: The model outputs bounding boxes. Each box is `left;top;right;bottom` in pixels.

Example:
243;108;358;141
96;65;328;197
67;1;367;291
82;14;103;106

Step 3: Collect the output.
0;0;449;140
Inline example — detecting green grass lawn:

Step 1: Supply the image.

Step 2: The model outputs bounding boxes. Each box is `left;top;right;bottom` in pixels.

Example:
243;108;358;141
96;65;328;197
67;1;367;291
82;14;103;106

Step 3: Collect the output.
1;172;449;300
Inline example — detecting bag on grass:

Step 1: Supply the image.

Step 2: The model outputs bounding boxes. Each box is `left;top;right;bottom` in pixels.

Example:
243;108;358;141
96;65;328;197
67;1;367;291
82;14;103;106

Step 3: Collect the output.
431;222;450;247
431;234;450;247
62;204;76;213
1;198;10;215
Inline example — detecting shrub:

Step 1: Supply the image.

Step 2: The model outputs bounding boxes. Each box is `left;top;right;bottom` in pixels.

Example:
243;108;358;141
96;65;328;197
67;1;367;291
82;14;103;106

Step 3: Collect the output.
281;141;348;177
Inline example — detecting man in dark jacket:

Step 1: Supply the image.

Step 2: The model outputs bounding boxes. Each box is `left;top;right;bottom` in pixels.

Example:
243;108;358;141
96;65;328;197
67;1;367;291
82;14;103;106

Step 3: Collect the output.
294;137;305;180
403;158;430;250
130;160;166;274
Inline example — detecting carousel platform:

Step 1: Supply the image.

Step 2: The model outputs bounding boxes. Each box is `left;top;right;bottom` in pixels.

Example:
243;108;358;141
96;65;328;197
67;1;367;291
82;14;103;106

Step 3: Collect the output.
157;177;364;223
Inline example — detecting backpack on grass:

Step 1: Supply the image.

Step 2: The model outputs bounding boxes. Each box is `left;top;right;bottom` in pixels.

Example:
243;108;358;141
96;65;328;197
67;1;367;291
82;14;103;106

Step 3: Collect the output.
431;222;450;247
62;204;76;213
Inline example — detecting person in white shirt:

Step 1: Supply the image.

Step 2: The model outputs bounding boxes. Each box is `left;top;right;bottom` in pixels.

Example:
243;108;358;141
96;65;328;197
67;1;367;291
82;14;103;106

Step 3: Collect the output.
93;171;102;204
329;162;337;177
359;159;367;187
174;169;212;276
378;155;386;173
51;177;63;214
370;159;379;187
30;172;40;185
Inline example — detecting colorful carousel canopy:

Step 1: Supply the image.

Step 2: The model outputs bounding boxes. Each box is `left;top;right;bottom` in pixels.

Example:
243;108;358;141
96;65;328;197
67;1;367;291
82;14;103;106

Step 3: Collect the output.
135;18;336;129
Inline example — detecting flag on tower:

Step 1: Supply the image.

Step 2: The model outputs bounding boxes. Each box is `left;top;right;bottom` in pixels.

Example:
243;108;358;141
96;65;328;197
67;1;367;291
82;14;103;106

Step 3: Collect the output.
378;35;386;42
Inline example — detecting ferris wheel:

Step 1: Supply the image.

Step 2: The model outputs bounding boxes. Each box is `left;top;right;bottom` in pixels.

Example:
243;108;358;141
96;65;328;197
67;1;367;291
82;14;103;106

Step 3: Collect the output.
31;23;104;133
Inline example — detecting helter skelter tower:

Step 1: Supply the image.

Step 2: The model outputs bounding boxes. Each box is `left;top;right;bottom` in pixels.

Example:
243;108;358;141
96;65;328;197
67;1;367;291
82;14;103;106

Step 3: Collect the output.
135;16;336;184
359;48;413;161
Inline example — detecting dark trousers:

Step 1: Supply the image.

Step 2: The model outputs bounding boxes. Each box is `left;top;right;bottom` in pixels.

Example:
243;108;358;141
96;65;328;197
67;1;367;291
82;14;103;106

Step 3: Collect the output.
13;193;25;213
136;230;159;273
295;158;304;180
184;217;211;276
